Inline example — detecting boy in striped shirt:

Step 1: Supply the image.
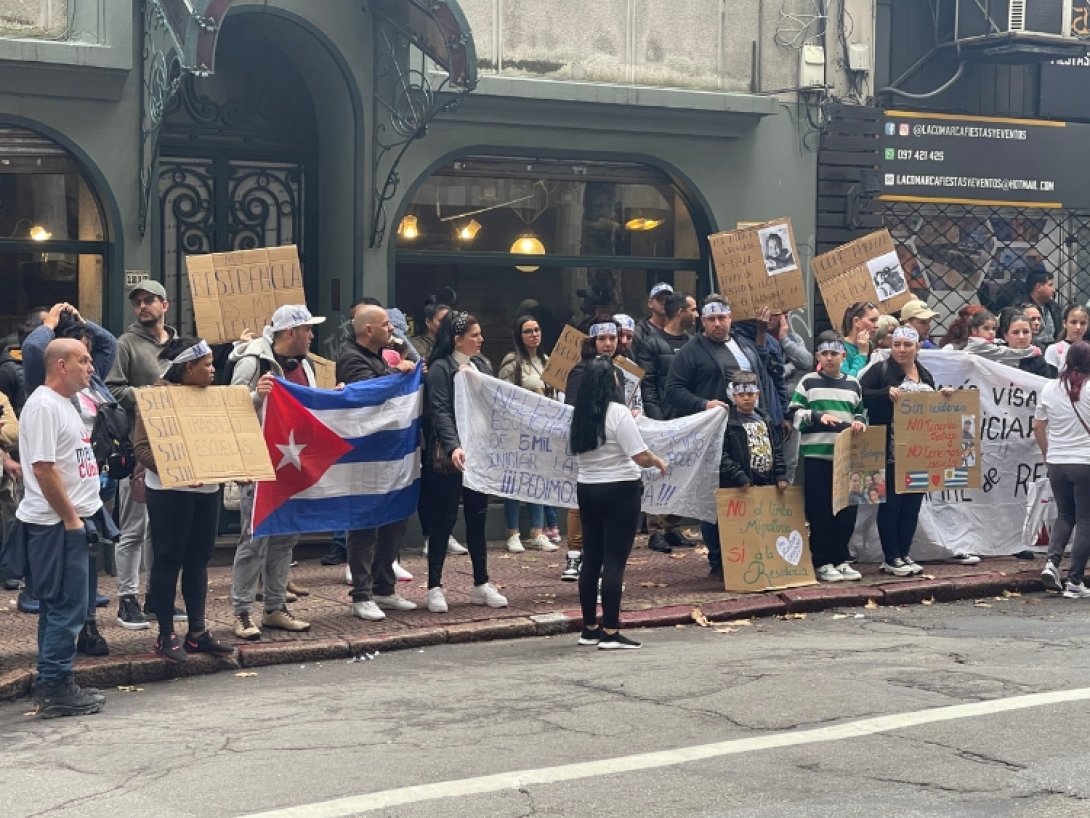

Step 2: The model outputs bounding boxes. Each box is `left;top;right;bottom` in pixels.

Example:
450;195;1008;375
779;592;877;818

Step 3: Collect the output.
788;330;867;582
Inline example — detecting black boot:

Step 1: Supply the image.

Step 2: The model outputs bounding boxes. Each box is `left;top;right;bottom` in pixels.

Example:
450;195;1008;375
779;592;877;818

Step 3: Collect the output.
648;533;672;553
664;530;699;548
76;620;110;657
34;675;105;719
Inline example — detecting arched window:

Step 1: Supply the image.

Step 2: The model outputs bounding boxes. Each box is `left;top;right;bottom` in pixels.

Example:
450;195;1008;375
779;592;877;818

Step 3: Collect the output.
0;127;108;337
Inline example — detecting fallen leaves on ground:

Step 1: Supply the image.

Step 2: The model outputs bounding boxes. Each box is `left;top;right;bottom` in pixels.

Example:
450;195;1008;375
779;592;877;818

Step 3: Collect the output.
831;613;849;620
997;590;1020;600
637;581;669;588
694;545;709;557
234;671;258;678
691;608;711;627
116;685;144;693
778;612;807;620
668;553;686;560
714;626;738;634
865;599;879;609
723;619;752;627
921;597;935;606
974;600;992;608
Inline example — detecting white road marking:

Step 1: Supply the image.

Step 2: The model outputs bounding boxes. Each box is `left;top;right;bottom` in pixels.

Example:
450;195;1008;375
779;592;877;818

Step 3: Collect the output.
243;686;1090;817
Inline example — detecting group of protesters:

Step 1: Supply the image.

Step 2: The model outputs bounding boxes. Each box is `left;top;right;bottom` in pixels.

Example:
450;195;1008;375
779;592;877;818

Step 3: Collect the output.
5;257;1090;718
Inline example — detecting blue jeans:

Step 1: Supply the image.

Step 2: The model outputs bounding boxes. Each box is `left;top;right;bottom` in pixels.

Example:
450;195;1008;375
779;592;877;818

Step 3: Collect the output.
37;527;90;683
503;499;544;532
545;506;558;528
701;522;721;570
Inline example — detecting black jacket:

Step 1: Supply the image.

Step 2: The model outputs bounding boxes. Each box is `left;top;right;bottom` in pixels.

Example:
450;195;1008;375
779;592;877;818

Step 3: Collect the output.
426;354;492;456
633;319;687;420
664;333;763;419
1019;353;1056;379
0;346;25;416
719;406;785;488
859;357;937;459
336;339;394;384
563;357;625;407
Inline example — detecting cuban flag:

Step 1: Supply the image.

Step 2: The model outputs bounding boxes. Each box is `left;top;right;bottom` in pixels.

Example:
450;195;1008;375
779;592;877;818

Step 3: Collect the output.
252;365;423;537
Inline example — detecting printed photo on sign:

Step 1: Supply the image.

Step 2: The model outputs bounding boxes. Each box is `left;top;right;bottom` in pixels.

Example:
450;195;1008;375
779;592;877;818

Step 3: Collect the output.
866;251;908;300
848;471;887;506
759;224;797;275
960;415;977;468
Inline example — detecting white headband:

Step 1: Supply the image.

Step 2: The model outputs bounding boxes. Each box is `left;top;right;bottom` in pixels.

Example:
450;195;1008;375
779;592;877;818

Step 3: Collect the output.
816;341;845;354
170;340;211;366
588;323;617;337
612;314;635;332
702;302;731;317
730;382;760;394
892;326;920;343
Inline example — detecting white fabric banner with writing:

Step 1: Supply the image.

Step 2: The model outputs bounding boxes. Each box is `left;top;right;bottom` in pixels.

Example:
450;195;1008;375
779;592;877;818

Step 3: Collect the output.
455;369;728;522
850;350;1047;560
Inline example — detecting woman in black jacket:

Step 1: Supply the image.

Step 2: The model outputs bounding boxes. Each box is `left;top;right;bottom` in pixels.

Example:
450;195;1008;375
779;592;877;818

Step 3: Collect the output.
424;311;508;614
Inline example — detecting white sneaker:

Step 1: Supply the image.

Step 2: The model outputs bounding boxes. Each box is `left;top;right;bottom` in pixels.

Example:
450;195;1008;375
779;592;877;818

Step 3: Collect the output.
528;534;559;552
902;556;924;575
345;564;353;585
947;552;980;565
836;562;863;581
350;600;386;621
447;536;468;555
880;558;915;577
816;563;845;582
1063;581;1090;599
422;540;428;556
426;587;448;613
470;582;508;608
393;561;413;582
374;593;417;611
1042;560;1063;593
506;534;526;553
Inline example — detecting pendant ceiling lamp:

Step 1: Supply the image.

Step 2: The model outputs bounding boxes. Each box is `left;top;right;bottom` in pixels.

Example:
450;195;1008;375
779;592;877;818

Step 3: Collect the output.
511;233;545;272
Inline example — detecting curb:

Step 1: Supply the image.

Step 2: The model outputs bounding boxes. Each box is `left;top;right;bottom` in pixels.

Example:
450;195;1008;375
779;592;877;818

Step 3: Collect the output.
0;568;1047;702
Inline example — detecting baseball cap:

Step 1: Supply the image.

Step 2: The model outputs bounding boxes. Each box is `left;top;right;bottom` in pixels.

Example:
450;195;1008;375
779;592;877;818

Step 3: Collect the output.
649;282;674;299
899;299;937;321
128;280;167;301
270;304;326;333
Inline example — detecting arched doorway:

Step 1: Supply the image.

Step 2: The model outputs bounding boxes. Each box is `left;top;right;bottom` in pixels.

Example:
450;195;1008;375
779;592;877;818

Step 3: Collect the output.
157;14;319;337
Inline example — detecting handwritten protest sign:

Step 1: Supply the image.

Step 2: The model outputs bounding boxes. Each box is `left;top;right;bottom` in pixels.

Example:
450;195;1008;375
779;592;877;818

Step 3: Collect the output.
455;369;727;521
708;218;806;319
811;229;913;325
307;354;337;390
894;389;980;494
542;325;586;394
717;486;817;593
135;385;275;488
185;246;307;344
613;355;645;411
832;425;888;514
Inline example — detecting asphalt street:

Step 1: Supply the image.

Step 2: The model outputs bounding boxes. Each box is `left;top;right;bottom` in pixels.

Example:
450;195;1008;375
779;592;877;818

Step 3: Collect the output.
4;594;1090;817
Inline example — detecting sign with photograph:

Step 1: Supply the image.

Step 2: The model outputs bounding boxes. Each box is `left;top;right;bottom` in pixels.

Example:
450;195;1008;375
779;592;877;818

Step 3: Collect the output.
717;486;817;593
811;229;914;325
894;389;981;494
135;385;276;489
613;355;645;411
708;218;807;319
832;425;888;515
542;325;587;394
185;246;307;344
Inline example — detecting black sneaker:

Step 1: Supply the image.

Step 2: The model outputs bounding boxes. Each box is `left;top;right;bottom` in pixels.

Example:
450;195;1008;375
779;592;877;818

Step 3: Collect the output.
709;565;724;580
117;594;149;630
34;677;105;719
76;620;109;657
664;530;698;548
320;548;348;566
648;533;672;553
184;630;234;657
155;632;188;664
598;631;642;650
577;627;603;645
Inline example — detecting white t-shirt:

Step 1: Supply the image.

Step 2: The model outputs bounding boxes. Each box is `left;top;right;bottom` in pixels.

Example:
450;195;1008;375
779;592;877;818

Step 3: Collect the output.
1034;379;1090;465
17;386;103;525
575;402;647;484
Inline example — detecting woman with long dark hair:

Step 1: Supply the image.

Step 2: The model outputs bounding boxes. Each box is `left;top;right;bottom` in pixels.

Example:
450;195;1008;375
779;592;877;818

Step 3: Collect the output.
424;311;507;613
571;357;664;649
410;296;450;360
498;314;558;553
132;337;233;662
840;301;879;376
1035;341;1090;597
998;309;1054;378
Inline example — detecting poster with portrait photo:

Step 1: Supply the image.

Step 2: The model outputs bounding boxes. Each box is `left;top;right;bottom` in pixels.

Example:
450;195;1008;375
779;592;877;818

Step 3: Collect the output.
865;251;909;301
759;223;797;275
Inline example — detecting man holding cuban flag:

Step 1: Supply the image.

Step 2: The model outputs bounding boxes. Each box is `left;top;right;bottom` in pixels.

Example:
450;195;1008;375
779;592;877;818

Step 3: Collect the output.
252;307;423;623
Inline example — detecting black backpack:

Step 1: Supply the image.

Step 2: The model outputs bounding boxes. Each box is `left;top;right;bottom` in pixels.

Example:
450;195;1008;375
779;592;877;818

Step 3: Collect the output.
91;401;135;480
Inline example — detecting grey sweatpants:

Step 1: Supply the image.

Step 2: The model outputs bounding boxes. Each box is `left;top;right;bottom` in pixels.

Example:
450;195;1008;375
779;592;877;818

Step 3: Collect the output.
231;483;297;614
115;477;152;597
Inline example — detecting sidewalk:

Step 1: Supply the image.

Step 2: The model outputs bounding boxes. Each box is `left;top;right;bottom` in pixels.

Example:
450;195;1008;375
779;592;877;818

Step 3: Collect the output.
0;535;1046;700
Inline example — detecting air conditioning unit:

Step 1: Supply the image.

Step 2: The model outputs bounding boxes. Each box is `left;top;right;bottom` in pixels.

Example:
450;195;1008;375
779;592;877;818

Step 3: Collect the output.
955;0;1086;63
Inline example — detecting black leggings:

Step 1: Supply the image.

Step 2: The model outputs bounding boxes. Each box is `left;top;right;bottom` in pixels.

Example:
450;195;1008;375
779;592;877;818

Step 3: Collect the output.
577;480;642;630
427;472;489;589
876;462;924;562
146;488;220;636
803;458;858;567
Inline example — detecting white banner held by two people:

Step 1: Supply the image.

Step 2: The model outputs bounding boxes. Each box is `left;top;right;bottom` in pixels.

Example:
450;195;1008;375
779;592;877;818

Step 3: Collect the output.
454;369;728;522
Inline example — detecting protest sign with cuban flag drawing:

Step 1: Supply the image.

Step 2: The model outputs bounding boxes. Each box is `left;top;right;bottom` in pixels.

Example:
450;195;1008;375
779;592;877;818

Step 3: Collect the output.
252;365;424;537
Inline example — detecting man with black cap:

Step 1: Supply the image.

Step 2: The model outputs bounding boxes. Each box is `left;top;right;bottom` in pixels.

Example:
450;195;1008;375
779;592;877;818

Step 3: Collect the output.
105;280;177;631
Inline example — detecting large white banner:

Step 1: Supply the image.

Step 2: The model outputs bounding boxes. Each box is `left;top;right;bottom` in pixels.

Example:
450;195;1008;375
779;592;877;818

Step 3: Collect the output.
455;369;729;522
850;350;1047;560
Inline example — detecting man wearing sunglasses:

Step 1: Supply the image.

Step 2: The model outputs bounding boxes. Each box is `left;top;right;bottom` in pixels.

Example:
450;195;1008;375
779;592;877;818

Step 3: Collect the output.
105;281;178;631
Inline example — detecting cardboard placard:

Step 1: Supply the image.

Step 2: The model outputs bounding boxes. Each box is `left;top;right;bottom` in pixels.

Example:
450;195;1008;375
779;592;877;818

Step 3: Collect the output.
811;229;914;328
832;425;889;515
542;325;587;394
708;218;807;319
894;389;981;494
185;246;307;344
717;486;817;593
613;355;645;411
135;385;276;488
308;354;337;390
